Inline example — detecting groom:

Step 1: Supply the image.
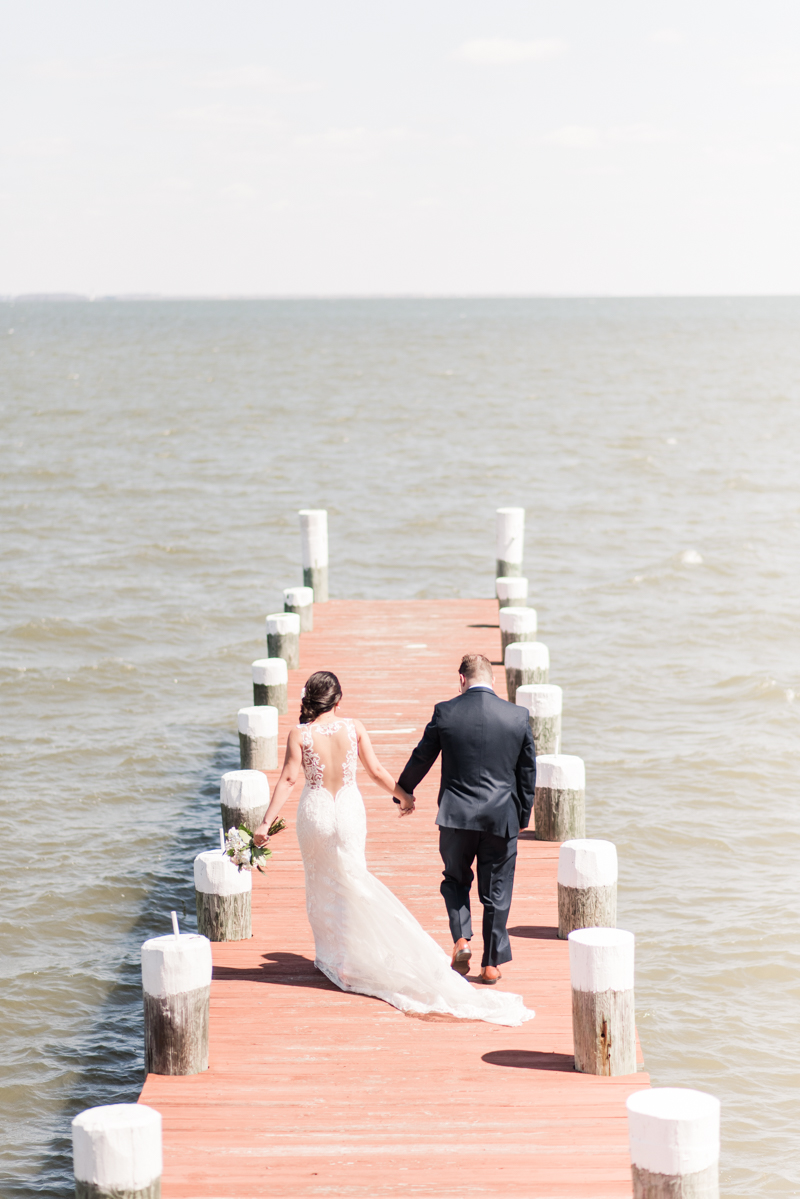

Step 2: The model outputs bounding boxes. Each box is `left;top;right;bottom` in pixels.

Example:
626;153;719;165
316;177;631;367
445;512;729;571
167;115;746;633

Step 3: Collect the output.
397;653;536;984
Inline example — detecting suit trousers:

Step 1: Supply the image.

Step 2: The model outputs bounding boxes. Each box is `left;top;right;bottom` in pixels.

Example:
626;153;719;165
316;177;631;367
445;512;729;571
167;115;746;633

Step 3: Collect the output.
438;826;518;967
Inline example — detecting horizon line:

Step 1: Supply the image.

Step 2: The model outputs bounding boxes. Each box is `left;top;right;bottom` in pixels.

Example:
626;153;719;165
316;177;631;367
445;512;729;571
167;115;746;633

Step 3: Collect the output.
3;291;800;302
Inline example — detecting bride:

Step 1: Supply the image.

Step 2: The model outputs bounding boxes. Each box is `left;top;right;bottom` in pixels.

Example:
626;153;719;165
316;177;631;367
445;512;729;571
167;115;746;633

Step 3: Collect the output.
253;671;534;1027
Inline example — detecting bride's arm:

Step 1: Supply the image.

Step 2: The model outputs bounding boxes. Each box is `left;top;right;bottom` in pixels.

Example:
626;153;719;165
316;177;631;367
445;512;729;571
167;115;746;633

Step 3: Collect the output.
353;719;415;814
253;729;303;845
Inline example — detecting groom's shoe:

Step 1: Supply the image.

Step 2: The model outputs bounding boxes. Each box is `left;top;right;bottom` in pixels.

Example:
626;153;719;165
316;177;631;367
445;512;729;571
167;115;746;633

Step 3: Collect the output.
451;938;472;975
478;965;502;985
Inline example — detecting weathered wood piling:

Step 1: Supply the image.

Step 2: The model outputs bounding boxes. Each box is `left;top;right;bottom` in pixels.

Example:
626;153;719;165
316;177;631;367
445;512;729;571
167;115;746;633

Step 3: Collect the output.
237;705;278;770
141;931;212;1076
496;575;528;609
72;1104;162;1199
499;605;537;658
534;752;585;840
299;509;328;602
266;612;300;670
569;927;636;1077
504;640;549;703
626;1089;720;1199
220;768;270;832
515;683;562;754
284;585;314;631
495;506;525;578
558;838;618;938
252;657;288;713
194;849;252;942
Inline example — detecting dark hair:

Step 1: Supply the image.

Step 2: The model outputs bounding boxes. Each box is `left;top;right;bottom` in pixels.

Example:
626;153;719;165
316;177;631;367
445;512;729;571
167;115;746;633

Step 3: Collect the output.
459;653;493;682
300;671;342;724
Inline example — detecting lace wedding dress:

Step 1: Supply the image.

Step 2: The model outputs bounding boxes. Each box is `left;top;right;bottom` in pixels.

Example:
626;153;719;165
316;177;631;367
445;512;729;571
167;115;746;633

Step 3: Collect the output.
294;718;534;1026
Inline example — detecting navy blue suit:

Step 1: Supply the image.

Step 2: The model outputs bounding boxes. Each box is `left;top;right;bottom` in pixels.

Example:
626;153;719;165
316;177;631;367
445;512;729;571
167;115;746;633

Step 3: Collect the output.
398;686;536;966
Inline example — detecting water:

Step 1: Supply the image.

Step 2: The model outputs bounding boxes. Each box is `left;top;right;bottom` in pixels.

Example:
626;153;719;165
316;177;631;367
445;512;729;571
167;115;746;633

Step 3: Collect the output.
1;297;799;1196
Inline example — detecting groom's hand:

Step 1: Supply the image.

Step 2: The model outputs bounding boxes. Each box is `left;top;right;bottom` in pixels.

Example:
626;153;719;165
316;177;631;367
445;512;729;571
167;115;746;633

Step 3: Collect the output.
396;787;416;816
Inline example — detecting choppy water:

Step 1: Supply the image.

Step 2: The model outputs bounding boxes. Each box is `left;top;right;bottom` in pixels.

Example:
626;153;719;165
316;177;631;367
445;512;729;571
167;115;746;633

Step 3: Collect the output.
1;297;799;1196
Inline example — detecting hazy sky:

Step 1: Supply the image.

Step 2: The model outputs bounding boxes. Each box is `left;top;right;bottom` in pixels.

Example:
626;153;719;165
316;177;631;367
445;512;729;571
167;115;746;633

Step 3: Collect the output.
3;1;800;295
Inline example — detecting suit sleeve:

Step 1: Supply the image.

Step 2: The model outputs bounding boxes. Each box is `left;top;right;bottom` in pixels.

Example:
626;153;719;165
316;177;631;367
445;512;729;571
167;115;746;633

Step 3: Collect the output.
515;721;537;830
397;706;442;796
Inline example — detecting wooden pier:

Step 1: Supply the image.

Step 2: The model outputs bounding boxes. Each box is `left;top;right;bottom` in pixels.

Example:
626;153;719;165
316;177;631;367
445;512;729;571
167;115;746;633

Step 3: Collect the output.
140;599;649;1197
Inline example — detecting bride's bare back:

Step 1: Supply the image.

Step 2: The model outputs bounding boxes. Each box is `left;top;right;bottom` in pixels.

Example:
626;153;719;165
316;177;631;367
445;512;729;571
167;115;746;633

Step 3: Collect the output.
301;719;357;797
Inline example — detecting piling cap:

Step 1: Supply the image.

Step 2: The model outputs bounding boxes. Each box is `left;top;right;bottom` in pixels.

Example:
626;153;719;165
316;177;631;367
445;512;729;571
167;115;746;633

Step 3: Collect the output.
266;612;300;637
496;576;529;601
496;507;525;563
627;1088;721;1175
504;641;549;671
194;849;252;896
251;657;288;686
221;769;270;808
298;509;328;568
284;585;314;608
536;753;583;789
558;838;617;889
499;606;537;635
515;684;562;718
238;705;279;738
141;933;212;998
568;927;634;993
72;1104;162;1190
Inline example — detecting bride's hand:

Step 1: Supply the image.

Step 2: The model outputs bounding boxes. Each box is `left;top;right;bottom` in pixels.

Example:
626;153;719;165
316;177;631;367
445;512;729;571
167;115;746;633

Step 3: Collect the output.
253;831;270;847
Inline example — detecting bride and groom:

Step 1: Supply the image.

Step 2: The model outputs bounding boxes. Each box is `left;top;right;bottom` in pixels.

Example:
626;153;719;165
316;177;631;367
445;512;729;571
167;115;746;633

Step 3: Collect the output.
253;653;537;1026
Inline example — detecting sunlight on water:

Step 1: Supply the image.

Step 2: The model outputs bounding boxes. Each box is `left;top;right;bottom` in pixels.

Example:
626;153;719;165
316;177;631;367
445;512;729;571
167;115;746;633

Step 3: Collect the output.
1;298;799;1195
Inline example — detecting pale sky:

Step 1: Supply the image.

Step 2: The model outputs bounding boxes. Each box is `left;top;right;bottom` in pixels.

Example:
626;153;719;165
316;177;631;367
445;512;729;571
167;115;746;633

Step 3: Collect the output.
3;1;800;295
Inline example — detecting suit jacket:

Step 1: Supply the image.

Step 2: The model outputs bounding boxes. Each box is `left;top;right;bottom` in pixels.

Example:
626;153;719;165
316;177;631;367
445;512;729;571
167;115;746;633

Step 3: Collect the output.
397;686;536;838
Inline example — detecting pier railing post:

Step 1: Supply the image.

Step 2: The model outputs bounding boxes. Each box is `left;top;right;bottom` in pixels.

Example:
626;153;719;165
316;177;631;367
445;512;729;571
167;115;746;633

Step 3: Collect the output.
194;849;252;941
499;605;537;659
284;584;314;631
72;1103;162;1199
496;506;525;578
626;1088;720;1199
238;705;279;771
534;753;585;840
266;612;300;669
252;657;288;713
569;927;636;1076
221;768;270;831
504;640;549;703
141;931;212;1075
558;838;617;938
299;509;328;602
515;683;562;754
496;576;528;609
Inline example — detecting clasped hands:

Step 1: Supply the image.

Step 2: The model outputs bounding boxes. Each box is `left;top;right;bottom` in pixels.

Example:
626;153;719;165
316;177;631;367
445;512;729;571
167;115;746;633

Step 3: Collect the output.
395;786;416;817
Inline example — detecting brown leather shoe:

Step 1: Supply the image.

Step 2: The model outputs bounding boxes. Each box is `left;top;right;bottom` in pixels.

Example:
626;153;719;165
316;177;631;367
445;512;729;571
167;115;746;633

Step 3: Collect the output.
451;938;472;975
478;965;502;985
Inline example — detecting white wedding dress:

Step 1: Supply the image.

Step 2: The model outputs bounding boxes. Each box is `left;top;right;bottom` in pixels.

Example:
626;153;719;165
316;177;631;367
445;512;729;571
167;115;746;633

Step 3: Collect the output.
294;718;534;1027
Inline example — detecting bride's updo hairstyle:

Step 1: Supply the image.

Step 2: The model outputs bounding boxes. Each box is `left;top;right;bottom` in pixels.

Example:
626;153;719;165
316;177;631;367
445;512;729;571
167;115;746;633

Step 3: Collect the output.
300;671;342;724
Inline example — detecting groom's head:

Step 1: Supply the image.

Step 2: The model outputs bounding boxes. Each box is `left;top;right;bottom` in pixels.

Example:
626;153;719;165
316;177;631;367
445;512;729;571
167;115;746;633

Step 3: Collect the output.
458;653;494;694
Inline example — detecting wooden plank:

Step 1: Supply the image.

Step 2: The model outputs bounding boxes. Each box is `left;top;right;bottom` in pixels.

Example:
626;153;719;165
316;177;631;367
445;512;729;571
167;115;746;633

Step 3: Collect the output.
140;599;648;1197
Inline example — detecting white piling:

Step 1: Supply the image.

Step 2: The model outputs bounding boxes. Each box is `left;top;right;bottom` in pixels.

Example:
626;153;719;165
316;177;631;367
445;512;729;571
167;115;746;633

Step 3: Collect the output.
194;849;252;942
141;932;212;1075
626;1088;721;1199
299;509;328;603
237;706;279;771
499;605;537;658
515;683;562;754
569;927;636;1076
72;1103;162;1199
534;752;584;840
220;768;271;831
558;838;617;939
284;584;314;632
504;640;549;703
252;657;288;713
496;507;525;578
496;576;528;609
266;612;300;670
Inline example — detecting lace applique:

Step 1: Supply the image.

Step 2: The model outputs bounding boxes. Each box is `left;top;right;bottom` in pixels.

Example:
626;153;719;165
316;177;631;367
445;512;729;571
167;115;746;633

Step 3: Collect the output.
299;719;358;792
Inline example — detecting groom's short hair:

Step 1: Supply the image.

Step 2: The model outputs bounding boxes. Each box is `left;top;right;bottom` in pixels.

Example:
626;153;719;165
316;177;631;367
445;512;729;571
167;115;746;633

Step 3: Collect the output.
459;653;493;682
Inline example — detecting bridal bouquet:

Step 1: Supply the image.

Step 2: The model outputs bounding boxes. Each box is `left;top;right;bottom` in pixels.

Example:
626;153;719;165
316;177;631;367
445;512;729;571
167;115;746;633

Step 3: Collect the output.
224;818;286;873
